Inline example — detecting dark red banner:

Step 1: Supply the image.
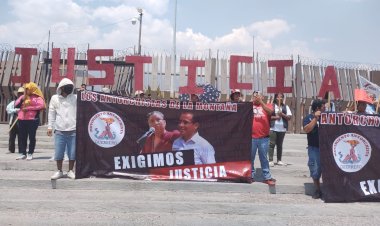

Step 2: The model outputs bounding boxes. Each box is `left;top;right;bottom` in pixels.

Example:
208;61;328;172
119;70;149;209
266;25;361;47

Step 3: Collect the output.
76;91;252;183
320;112;380;202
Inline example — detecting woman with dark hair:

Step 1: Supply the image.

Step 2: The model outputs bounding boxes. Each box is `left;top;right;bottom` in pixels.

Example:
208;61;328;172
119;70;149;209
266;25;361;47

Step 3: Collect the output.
268;93;292;166
140;111;180;154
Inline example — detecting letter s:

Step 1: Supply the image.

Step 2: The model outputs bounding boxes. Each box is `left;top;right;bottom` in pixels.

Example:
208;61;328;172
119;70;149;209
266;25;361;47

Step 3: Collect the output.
175;151;184;165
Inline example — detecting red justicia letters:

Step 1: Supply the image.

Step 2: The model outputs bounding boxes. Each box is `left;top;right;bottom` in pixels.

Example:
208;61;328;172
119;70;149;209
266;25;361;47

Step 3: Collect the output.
11;48;37;84
229;55;253;91
51;48;75;82
87;49;114;85
125;55;152;91
267;60;293;94
179;60;204;94
318;66;341;99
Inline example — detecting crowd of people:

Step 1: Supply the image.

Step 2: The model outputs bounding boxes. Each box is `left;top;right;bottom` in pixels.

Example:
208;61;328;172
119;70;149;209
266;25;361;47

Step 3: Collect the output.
6;81;379;199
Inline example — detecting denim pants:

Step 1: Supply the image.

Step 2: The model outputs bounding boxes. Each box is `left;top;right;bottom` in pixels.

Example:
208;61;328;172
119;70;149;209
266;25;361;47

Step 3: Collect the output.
54;131;76;161
307;146;321;180
251;137;272;180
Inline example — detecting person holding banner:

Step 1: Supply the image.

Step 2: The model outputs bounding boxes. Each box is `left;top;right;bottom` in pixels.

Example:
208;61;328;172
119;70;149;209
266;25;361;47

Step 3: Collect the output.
6;87;24;154
48;78;77;180
15;83;46;161
230;89;243;102
140;111;180;154
251;91;276;185
172;112;216;165
303;99;325;199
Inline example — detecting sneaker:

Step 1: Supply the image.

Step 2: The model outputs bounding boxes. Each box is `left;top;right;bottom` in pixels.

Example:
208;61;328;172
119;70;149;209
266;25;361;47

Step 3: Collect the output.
16;154;26;160
26;154;33;161
263;178;276;186
269;161;275;167
312;190;322;199
277;161;286;166
67;170;76;179
51;171;64;180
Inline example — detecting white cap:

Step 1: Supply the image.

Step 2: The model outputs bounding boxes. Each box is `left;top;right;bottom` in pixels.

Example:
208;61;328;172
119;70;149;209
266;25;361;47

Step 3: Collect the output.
134;90;144;95
101;87;110;93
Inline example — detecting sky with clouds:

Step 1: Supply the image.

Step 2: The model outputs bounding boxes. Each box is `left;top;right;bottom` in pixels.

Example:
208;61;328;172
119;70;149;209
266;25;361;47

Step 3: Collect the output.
0;0;378;64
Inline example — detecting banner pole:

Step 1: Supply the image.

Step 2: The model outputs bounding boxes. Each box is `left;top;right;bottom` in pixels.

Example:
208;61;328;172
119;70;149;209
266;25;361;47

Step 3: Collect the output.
9;117;18;133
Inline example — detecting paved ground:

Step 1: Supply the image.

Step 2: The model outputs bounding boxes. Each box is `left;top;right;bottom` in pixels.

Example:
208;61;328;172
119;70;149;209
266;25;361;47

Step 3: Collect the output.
1;124;379;225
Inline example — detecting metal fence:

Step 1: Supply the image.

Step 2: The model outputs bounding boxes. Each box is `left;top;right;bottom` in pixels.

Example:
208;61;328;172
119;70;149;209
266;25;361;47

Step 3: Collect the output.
1;47;379;133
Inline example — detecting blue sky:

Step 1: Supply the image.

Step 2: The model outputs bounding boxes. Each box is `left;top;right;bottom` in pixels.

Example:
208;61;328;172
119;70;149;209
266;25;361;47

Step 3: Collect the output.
0;0;378;64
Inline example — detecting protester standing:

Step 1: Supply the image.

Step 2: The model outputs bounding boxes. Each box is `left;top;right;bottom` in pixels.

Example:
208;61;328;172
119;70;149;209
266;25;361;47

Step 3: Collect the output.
15;83;46;160
6;87;24;153
48;78;77;179
251;91;276;185
303;99;325;199
269;93;292;166
230;89;243;102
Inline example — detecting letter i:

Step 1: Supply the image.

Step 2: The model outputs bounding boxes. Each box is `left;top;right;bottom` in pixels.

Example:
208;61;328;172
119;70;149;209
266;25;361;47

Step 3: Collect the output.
169;170;173;179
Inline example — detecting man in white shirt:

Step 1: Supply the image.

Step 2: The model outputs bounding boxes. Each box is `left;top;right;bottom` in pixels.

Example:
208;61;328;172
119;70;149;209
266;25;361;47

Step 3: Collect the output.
6;87;24;153
172;112;215;165
47;78;77;180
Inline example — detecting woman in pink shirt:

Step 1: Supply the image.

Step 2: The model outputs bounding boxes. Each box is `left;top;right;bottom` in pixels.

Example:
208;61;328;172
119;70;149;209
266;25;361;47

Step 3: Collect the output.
15;82;46;160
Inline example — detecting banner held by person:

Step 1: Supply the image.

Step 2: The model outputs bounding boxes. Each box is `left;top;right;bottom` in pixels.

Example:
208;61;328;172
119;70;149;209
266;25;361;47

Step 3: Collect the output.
76;91;253;183
319;112;380;202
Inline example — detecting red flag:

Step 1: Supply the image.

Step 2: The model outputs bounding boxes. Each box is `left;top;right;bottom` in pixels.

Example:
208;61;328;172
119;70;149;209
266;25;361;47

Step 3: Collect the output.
354;89;373;104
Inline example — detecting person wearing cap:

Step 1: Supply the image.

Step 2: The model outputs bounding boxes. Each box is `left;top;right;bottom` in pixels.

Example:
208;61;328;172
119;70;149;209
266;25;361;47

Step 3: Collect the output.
251;91;276;185
6;87;24;154
230;89;242;102
135;90;145;98
14;83;46;160
48;78;77;180
101;87;110;93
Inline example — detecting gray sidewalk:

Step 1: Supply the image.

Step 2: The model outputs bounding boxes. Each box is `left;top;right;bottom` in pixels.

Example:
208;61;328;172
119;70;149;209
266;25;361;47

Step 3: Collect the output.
1;123;379;225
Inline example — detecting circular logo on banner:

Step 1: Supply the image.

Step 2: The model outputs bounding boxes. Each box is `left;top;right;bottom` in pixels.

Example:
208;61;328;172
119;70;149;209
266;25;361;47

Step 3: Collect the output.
88;111;125;148
332;133;371;173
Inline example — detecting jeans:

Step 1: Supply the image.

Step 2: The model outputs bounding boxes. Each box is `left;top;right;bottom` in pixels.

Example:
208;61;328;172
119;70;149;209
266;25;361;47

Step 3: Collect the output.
269;131;286;162
307;146;321;180
251;137;272;180
54;131;76;160
18;119;39;155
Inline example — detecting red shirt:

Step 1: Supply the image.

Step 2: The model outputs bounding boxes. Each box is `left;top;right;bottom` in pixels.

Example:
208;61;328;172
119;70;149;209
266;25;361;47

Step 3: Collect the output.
141;130;180;154
252;103;273;138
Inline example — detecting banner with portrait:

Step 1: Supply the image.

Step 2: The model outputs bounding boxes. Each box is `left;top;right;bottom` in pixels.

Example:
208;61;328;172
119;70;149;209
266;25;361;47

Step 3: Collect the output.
319;112;380;202
75;91;253;183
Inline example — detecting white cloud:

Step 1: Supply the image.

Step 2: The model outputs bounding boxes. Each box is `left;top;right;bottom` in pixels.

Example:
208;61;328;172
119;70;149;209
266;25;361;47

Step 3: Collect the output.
248;19;291;39
0;1;321;60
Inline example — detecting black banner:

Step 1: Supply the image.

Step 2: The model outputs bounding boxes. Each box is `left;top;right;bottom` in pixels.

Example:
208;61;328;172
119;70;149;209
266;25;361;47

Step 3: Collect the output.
320;112;380;202
75;91;252;182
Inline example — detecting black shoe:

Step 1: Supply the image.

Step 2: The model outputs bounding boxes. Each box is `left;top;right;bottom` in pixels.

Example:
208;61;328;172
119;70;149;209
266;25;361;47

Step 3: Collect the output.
312;190;322;199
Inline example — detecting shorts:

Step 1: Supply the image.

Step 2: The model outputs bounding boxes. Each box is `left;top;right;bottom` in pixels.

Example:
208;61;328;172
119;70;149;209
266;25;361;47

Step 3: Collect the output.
54;130;76;161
